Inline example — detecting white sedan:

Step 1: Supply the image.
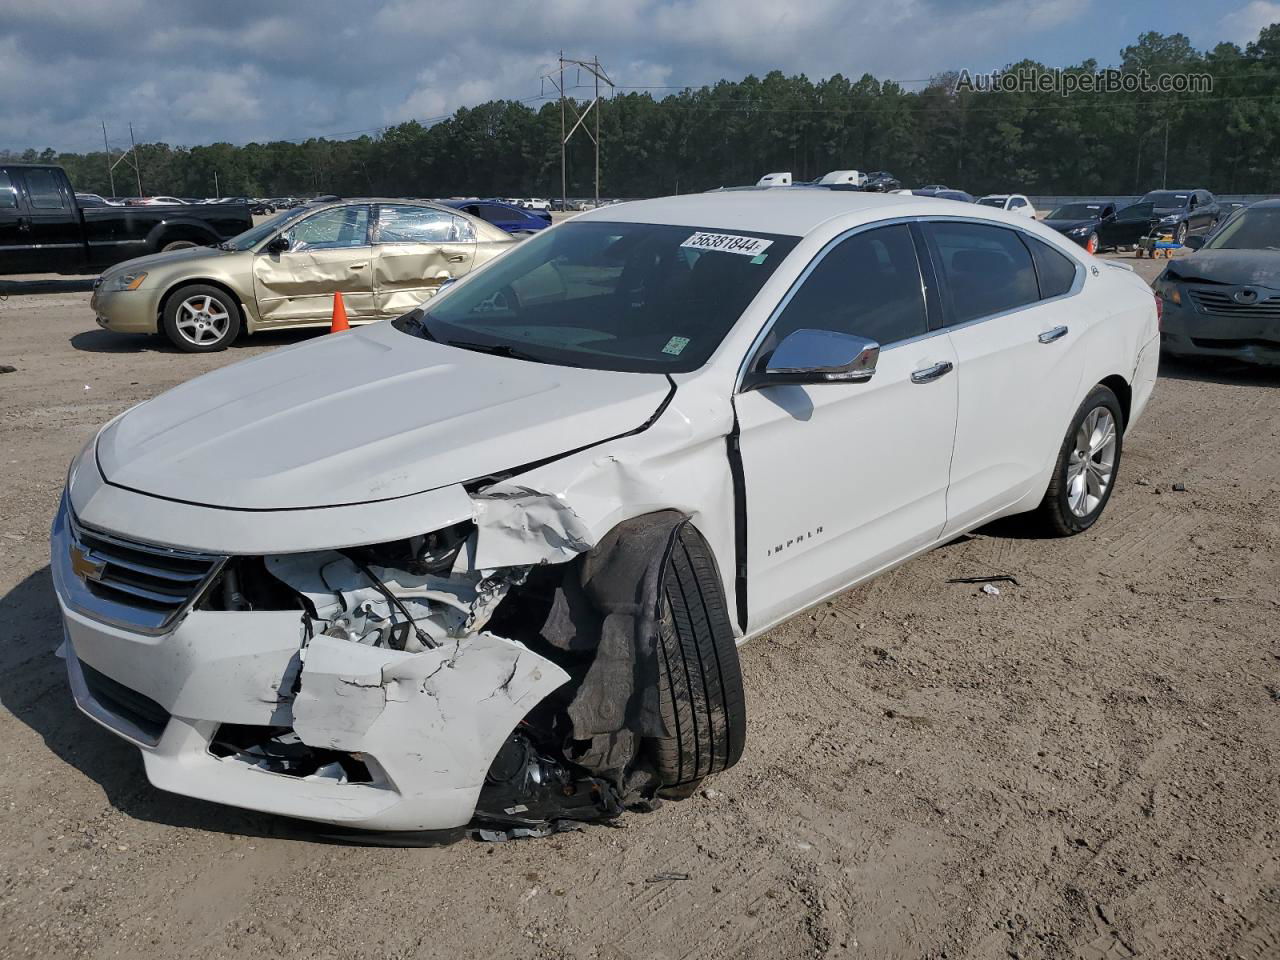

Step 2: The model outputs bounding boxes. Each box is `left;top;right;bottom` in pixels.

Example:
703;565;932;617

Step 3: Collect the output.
979;193;1038;217
52;190;1160;834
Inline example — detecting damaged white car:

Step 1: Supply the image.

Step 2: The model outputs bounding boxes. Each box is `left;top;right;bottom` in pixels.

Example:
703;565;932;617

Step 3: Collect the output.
53;189;1160;834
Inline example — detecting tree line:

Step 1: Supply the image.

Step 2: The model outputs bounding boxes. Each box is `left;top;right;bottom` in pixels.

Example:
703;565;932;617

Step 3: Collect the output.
6;26;1280;200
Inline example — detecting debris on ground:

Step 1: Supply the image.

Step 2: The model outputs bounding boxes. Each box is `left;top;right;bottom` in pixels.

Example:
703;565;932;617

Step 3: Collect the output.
0;364;15;374
948;574;1020;586
980;583;1001;596
1173;482;1187;492
645;872;690;883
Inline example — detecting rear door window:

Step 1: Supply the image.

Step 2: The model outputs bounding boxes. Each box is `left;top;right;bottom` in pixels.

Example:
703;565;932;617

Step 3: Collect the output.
376;204;464;243
925;221;1040;324
20;169;69;210
287;205;370;250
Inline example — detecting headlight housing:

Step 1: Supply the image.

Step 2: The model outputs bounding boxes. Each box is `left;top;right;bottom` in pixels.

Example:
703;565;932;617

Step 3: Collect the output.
1152;277;1182;305
1069;225;1091;235
105;271;148;292
1160;215;1181;224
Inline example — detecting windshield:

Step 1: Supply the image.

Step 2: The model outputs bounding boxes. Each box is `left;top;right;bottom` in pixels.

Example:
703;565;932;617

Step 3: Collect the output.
1049;203;1105;219
977;197;1005;207
1141;191;1190;208
218;207;313;251
1203;207;1280;251
394;220;800;373
1117;202;1155;220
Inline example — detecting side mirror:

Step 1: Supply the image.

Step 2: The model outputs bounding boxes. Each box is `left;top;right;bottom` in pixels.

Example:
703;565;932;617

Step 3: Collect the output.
747;329;880;390
1184;235;1204;250
264;234;290;254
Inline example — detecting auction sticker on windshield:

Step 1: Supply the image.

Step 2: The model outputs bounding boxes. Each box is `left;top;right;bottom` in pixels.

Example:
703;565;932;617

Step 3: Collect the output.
681;232;774;256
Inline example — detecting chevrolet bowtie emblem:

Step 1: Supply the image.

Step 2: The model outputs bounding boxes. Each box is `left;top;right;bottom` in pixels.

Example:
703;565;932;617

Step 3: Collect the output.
70;545;106;582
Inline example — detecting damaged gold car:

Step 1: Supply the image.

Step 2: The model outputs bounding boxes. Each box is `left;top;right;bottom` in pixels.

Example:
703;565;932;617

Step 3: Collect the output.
89;199;514;352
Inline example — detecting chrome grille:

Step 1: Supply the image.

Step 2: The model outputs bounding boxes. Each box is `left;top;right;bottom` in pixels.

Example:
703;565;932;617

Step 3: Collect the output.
1188;288;1280;318
53;497;226;634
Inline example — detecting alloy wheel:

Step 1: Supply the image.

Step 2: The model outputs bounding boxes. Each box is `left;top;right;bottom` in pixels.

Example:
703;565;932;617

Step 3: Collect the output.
175;294;231;346
1066;407;1117;517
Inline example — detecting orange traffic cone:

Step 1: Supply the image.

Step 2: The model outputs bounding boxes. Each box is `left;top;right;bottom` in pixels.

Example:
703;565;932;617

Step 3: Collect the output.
330;291;349;333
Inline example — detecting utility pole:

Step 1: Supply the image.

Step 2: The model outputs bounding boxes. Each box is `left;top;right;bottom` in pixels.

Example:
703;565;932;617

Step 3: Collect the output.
546;54;613;209
128;123;143;197
1162;119;1170;189
101;121;115;198
214;170;219;198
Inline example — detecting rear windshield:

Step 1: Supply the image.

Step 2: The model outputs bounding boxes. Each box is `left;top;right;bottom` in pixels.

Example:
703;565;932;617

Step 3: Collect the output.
395;220;800;373
1142;191;1190;208
1049;203;1105;219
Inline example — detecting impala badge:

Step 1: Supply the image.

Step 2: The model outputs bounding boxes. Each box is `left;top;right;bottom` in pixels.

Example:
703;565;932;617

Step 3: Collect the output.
70;545;106;582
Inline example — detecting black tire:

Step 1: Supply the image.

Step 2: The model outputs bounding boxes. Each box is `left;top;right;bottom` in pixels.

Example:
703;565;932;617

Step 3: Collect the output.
160;239;198;252
1175;222;1188;244
650;524;746;792
161;283;241;353
1035;384;1124;537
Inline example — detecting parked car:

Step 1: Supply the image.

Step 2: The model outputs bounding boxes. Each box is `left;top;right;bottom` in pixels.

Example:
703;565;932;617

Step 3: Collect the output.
125;196;189;206
1098;189;1220;250
0;164;252;275
914;188;977;203
250;199;276;215
1042;201;1118;253
978;194;1036;218
54;190;1158;834
90;198;514;351
1155;199;1280;366
862;171;901;192
74;193;112;207
439;198;551;234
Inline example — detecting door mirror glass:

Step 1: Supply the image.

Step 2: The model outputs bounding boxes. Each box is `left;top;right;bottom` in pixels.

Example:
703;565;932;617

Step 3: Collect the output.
752;329;880;388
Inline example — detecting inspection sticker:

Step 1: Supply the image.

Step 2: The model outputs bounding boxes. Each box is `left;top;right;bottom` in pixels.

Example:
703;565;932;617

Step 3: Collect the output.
681;232;773;257
662;336;690;355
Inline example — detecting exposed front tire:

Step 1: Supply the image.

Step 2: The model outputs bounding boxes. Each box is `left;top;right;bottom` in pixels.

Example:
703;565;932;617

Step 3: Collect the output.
161;284;241;352
1035;384;1124;536
650;523;747;793
1085;232;1099;254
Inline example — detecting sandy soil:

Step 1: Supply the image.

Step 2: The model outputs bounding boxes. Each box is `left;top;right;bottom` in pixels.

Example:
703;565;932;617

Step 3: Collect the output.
0;254;1277;960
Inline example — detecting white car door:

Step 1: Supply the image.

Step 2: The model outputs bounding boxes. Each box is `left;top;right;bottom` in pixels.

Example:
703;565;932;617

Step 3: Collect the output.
921;220;1087;537
734;223;959;633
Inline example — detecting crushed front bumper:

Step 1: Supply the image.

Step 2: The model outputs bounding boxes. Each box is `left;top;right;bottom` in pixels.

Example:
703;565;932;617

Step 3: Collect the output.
1160;294;1280;367
51;497;569;831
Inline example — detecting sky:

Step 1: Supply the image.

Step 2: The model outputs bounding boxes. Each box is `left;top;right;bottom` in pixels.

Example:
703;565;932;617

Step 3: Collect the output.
0;0;1276;153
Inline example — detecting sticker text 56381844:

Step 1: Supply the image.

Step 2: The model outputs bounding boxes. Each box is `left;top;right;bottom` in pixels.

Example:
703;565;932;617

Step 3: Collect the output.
680;232;774;257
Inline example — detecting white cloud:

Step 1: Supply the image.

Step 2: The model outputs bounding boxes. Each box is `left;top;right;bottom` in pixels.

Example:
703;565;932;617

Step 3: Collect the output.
1219;1;1280;44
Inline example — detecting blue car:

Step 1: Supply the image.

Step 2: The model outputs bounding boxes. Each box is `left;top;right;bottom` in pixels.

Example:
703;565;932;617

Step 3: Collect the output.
439;199;551;234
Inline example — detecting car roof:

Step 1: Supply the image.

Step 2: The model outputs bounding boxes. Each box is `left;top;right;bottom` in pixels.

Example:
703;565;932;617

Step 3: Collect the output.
576;188;989;236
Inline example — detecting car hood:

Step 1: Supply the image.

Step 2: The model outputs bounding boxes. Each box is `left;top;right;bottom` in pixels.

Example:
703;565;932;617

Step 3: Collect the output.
1165;249;1280;289
102;245;240;278
95;321;672;510
1044;218;1097;232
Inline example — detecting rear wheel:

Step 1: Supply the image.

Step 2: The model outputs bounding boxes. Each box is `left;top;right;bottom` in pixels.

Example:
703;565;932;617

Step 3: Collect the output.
161;284;241;352
650;524;746;794
160;239;199;252
1035;384;1124;536
1175;222;1188;244
1085;232;1099;254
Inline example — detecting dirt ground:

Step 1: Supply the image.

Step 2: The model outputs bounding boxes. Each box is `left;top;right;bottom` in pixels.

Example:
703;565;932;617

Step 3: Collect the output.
0;252;1277;960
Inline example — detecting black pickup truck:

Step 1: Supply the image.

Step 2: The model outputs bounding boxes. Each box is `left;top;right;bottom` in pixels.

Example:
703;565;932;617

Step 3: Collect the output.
0;164;252;275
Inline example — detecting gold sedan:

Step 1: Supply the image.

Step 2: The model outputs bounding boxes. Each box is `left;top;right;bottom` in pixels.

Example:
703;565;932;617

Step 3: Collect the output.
90;199;515;351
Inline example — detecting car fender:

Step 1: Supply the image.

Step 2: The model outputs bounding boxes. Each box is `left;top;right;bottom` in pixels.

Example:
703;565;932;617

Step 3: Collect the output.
145;217;220;253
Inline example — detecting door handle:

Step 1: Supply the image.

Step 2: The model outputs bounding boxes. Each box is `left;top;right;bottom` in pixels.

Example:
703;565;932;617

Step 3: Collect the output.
348;263;366;270
446;254;466;263
910;361;954;384
1038;325;1069;344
